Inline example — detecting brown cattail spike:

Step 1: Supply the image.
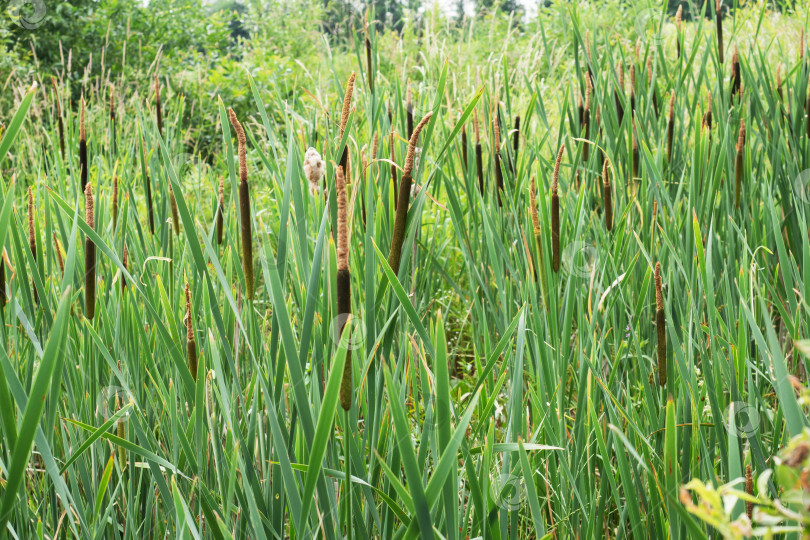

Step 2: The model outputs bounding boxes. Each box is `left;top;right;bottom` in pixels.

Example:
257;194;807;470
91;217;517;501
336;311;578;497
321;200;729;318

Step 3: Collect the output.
603;159;613;232
365;28;374;93
228;108;254;300
80;97;88;192
530;176;540;233
716;0;724;64
735;118;745;208
616;62;625;124
28;187;37;304
185;283;197;381
389;112;432;274
675;6;683;59
50;77;65;160
154;74;163;136
667;92;676;162
745;465;754;519
655;262;666;386
551;145;564;273
85;183;96;320
216;177;225;245
731;46;741;99
461;123;468;172
340;72;356;138
632;121;639;180
493;107;504;205
53;233;64;276
169;185;180;236
121;244;128;293
112;176;119;230
110;85;116;154
406;82;414;140
336;166;353;410
583;75;592;162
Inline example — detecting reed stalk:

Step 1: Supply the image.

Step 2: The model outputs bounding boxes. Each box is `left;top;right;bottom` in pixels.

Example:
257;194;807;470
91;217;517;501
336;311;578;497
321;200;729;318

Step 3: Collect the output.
28;187;37;304
154;74;163;137
583;76;591;162
493;107;504;206
121;244;128;294
112;175;119;230
110;85;116;155
141;138;155;234
228;108;254;300
475;109;483;194
667;92;675;162
675;6;683;59
388;112;432;274
512;114;520;173
169;185;180;236
530;176;548;305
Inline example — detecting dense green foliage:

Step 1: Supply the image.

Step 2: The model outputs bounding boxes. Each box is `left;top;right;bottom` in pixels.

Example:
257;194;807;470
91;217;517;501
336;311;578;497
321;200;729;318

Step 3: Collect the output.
3;0;810;538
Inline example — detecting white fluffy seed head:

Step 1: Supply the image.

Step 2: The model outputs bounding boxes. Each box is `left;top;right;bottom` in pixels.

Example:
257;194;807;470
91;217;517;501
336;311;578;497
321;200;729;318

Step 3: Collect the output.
303;147;325;186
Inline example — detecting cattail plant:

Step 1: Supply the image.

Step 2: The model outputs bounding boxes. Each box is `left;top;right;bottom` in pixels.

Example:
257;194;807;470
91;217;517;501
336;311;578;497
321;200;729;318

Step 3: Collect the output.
141;138;155;235
50;77;65;161
530;176;548;305
0;249;6;308
551;144;564;273
335;166;353;410
216;178;224;245
475;109;484;194
777;66;784;101
121;244;128;294
80;97;88;192
716;0;724;64
389;127;398;207
185;283;197;381
667;92;676;162
615;62;625;125
731;46;741;100
655;262;666;386
630;65;636;117
493;107;504;206
365;24;373;93
602;159;613;232
112;175;119;230
461;122;468;173
647;55;659;116
675;6;683;59
339;72;356;173
28;187;37;305
228;108;254;300
735;118;745;208
85;184;96;320
583;76;592;162
110;85;116;154
388;112;432;274
406;82;414;140
169;185;180;236
632;120;639;180
512;115;520;173
745;465;754;519
154;74;163;137
53;233;64;276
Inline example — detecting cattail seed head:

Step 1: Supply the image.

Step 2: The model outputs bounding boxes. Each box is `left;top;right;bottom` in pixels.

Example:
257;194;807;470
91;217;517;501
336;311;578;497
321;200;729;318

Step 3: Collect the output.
530;176;540;233
112;175;119;229
731;46;741;98
340;72;356;137
716;0;724;64
53;233;64;275
216;177;224;245
603;159;613;231
406;81;414;140
154;74;163;136
667;92;676;162
745;465;754;519
389;112;432;274
80;97;88;191
735;118;745;208
551;144;564;273
655;261;666;386
336;167;349;271
185;282;197;381
372;133;378;161
304;147;326;189
229;108;254;300
85;183;96;320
